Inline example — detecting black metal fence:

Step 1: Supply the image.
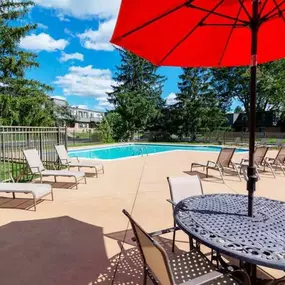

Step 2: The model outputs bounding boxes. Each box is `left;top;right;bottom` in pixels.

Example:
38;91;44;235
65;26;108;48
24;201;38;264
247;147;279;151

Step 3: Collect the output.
0;126;67;181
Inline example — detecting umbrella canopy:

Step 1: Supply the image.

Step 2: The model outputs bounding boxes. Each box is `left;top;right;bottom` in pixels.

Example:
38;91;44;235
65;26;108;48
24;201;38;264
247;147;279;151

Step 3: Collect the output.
111;0;285;216
111;0;285;67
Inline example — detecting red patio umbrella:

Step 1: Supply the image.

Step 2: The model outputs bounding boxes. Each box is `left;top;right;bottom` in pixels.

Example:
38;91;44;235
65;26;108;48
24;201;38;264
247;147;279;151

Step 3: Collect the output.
111;0;285;217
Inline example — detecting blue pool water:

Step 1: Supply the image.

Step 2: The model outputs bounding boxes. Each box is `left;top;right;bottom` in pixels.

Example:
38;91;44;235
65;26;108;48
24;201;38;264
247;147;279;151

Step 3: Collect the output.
69;144;247;160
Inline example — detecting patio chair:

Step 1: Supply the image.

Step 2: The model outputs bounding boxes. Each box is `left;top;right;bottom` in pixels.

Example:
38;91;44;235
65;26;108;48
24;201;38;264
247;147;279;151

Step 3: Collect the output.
257;138;267;146
0;178;53;211
265;146;285;176
55;145;104;177
191;148;242;183
23;149;86;189
167;175;203;252
122;210;251;285
238;146;274;179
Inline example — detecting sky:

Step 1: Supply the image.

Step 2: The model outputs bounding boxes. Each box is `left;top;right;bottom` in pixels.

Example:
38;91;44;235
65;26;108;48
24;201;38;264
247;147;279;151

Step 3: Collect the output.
17;0;182;112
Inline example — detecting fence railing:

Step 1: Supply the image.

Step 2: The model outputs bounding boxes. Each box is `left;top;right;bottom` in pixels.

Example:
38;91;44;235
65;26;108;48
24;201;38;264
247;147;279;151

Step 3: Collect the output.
0;126;67;181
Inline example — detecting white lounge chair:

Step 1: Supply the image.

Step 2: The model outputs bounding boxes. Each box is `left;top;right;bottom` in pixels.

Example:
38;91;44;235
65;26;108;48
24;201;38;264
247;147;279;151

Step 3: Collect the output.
167;175;203;252
0;180;53;211
23;149;86;189
55;145;104;177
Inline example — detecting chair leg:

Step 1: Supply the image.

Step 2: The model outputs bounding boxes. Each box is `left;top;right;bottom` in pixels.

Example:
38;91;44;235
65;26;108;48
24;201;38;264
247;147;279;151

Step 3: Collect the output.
217;167;225;183
172;222;176;253
75;177;78;189
94;167;98;178
51;189;54;201
143;266;148;285
54;176;57;183
102;165;105;174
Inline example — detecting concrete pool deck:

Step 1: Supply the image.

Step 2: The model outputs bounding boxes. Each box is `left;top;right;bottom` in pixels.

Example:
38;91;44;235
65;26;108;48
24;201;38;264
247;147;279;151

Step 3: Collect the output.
0;148;284;284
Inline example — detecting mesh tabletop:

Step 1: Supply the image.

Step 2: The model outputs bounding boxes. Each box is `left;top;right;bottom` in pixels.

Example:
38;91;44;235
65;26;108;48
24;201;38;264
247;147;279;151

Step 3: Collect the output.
174;194;285;270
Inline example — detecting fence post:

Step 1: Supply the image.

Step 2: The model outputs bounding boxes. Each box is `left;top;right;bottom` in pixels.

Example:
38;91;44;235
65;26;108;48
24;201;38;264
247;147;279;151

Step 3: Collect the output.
64;126;68;150
56;126;61;146
39;132;43;160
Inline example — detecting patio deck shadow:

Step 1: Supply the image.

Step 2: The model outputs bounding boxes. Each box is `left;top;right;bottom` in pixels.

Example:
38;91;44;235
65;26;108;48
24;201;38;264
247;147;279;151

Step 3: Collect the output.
0;216;110;285
0;196;44;211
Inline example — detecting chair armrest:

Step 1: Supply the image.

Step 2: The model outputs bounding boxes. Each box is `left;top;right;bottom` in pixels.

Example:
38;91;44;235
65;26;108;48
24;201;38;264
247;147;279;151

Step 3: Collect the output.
207;160;217;167
30;166;43;174
166;199;177;206
75;156;80;162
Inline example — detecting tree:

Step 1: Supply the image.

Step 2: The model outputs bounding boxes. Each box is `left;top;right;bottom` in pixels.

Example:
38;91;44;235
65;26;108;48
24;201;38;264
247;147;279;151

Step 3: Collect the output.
212;60;285;115
108;49;165;140
175;68;227;141
0;0;56;126
234;106;244;113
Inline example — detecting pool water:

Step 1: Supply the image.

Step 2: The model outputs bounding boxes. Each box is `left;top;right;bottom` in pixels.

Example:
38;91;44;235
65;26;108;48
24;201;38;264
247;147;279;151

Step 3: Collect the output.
69;144;247;160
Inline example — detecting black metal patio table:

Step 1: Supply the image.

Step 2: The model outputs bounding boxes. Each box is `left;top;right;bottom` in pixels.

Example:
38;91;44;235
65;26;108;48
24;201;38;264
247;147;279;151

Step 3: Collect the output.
174;194;285;282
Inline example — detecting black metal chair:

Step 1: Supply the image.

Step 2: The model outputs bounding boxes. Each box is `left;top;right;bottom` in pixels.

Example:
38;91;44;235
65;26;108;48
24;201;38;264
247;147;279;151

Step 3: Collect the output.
123;209;251;285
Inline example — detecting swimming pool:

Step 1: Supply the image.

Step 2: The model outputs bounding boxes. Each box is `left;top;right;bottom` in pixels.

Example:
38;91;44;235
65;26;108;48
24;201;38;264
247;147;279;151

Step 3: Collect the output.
69;144;247;160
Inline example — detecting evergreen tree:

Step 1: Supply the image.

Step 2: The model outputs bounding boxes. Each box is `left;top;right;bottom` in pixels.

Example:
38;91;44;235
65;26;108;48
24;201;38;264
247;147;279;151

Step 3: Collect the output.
108;49;165;139
0;0;56;126
175;68;227;141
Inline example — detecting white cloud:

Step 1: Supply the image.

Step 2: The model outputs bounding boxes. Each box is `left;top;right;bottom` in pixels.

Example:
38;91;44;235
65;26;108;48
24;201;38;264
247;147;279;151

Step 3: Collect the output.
51;95;67;101
64;28;75;38
54;65;115;100
37;23;48;30
20;33;68;52
97;97;114;110
59;52;84;62
78;18;116;51
166;93;177;105
33;0;120;19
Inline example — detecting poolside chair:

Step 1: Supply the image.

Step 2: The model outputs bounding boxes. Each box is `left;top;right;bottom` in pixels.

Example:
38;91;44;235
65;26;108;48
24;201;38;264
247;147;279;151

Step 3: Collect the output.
265;146;285;176
191;148;241;183
122;210;251;285
238;146;274;179
55;145;104;177
23;149;86;189
257;138;267;146
167;175;203;252
275;138;283;147
0;178;53;211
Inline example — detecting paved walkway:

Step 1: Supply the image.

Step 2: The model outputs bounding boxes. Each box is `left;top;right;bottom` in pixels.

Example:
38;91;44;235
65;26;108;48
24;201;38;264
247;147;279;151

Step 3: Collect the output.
0;149;283;284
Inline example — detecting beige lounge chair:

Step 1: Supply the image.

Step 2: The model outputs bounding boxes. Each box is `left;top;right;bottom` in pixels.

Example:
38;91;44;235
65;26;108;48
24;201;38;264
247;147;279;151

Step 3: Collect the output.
23;149;86;189
55;145;104;177
191;148;241;183
265;146;285;176
238;146;273;178
123;209;250;285
0;180;53;211
167;175;203;252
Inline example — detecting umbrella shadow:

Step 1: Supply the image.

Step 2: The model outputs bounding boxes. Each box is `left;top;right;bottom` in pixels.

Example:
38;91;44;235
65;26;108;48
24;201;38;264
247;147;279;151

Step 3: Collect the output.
0;216;110;285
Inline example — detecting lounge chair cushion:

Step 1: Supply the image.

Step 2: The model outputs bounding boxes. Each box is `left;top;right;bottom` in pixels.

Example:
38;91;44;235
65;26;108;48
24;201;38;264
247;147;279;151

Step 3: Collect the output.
0;183;52;199
41;170;85;178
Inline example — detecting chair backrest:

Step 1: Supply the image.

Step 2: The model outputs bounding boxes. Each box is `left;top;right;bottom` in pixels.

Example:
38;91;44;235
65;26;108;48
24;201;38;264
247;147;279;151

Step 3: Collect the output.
275;146;285;163
216;148;235;168
23;149;45;174
55;145;70;164
254;146;268;165
167;175;203;207
123;210;174;285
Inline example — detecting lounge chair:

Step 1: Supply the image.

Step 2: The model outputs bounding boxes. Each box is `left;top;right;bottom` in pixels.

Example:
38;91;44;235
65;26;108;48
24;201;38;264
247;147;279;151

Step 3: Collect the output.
238;146;274;178
167;175;203;252
265;146;285;176
23;149;86;189
275;138;283;147
122;209;250;285
257;138;267;146
191;148;241;183
0;180;53;211
55;145;104;177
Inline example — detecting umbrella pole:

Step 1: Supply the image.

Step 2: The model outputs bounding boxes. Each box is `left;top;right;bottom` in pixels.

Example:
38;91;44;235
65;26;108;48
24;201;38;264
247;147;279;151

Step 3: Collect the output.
247;0;259;217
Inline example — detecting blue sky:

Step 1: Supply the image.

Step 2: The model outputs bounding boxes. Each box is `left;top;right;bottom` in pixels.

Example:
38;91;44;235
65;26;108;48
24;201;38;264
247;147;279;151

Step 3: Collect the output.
20;1;239;112
18;1;182;111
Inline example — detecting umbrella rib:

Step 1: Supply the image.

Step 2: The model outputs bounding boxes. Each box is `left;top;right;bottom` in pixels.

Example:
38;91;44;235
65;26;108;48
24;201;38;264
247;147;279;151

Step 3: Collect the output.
237;0;252;21
272;0;285;23
258;0;269;19
159;0;225;65
218;4;244;66
261;0;285;20
118;0;194;39
187;3;250;24
264;8;285;21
